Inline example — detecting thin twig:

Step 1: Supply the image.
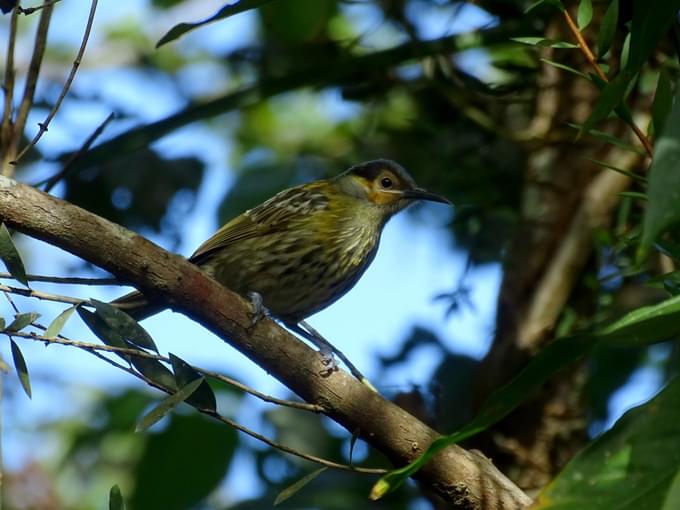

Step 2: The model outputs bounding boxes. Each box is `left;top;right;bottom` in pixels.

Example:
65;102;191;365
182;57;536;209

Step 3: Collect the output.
8;330;381;473
14;0;99;164
562;8;654;157
0;283;87;306
41;111;116;192
195;366;323;412
10;329;323;413
12;1;55;157
1;8;19;176
17;0;62;15
0;272;119;285
562;9;607;82
2;290;19;314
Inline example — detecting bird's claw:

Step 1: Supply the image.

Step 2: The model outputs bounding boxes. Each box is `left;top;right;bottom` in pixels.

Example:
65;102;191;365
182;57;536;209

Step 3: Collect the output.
247;291;270;327
318;346;338;376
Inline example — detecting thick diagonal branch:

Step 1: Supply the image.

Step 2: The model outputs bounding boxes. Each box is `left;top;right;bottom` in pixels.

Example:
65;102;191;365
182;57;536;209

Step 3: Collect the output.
0;176;531;510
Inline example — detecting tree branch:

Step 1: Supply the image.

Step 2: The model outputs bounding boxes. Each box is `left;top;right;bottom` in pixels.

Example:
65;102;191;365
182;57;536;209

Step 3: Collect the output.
0;176;531;509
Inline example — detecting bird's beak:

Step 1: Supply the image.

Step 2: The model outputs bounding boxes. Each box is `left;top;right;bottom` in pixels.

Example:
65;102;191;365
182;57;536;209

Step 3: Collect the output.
401;188;452;205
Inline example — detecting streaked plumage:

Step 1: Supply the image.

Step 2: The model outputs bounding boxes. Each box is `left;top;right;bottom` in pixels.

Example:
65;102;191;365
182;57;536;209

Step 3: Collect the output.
114;159;450;323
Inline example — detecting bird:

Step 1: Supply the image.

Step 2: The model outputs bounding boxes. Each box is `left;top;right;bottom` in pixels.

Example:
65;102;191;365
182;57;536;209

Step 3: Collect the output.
113;159;450;381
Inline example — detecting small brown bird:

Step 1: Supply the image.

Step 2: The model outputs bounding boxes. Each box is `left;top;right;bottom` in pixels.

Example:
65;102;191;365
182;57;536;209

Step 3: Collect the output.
115;159;450;379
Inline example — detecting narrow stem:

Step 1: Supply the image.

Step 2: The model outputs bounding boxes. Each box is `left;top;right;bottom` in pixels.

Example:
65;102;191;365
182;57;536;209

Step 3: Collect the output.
1;9;19;176
562;8;654;157
14;0;99;164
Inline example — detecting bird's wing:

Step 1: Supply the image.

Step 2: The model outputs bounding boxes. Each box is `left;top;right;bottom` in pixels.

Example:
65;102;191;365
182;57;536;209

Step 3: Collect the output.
189;184;328;264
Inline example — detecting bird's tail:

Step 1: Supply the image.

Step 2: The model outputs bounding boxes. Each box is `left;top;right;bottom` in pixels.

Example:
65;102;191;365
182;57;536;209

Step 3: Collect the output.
110;290;167;322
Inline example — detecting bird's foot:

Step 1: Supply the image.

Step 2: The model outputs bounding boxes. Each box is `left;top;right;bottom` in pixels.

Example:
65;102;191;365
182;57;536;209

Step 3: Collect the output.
247;291;270;327
318;345;338;377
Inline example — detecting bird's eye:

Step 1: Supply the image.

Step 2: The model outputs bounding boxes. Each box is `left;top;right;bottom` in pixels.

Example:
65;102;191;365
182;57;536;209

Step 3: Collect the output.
380;177;393;189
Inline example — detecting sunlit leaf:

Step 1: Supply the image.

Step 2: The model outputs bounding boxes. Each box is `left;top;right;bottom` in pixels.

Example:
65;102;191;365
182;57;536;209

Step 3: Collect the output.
640;81;680;258
524;0;565;13
109;484;126;510
6;312;40;332
274;468;327;506
156;0;276;47
620;31;631;71
662;468;680;510
533;376;680;509
540;58;587;79
510;37;577;48
169;353;216;412
577;0;592;29
135;377;204;432
10;340;31;399
45;306;76;338
0;223;28;287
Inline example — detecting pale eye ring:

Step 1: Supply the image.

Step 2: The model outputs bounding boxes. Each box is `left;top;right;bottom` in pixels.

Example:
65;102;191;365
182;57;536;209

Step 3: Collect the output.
380;176;393;189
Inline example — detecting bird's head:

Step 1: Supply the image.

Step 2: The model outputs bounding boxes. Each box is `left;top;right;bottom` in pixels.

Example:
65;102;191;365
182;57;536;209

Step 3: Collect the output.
335;159;451;216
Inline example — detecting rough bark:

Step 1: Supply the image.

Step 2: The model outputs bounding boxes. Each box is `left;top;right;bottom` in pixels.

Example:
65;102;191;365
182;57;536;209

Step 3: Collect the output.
472;18;645;490
0;176;532;510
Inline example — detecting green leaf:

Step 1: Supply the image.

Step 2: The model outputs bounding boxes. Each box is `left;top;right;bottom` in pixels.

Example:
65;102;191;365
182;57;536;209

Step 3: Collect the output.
579;71;633;138
652;68;673;138
130;413;237;510
524;0;565;13
663;469;680;510
533;376;680;509
90;299;158;352
510;37;577;48
627;0;680;74
596;0;618;58
169;353;217;412
0;317;5;330
6;312;40;332
577;0;593;29
0;223;28;287
274;468;327;506
618;191;647;200
640;81;680;258
135;377;205;433
156;0;277;47
10;340;31;399
584;157;646;183
78;308;175;389
109;484;126;510
44;306;76;338
371;293;680;498
620;31;631;71
568;123;646;154
78;307;129;354
540;58;587;79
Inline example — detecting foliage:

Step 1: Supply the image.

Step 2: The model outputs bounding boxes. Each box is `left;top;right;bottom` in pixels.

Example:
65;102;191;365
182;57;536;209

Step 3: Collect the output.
2;0;680;509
